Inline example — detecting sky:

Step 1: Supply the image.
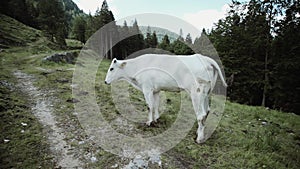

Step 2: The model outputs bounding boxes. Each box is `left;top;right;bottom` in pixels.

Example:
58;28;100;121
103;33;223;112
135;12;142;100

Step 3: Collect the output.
73;0;236;37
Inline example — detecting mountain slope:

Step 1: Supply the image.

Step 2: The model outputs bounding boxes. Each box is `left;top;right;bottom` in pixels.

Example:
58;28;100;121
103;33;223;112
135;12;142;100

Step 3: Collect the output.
139;26;180;43
0;14;56;50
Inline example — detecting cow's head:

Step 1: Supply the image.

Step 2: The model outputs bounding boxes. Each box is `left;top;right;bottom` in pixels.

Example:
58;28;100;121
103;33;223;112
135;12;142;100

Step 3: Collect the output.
104;58;127;85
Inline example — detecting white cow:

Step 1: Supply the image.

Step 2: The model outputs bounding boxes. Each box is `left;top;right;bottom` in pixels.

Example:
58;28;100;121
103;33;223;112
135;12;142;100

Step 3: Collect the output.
104;54;227;143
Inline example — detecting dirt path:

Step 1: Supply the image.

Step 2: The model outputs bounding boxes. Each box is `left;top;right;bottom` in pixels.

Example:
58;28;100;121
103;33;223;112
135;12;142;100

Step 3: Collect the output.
14;71;83;169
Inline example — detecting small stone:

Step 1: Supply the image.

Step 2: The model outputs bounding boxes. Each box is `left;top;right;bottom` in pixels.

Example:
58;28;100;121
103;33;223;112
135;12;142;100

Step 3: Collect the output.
66;98;80;103
21;122;28;126
4;139;10;143
111;164;118;168
91;156;97;163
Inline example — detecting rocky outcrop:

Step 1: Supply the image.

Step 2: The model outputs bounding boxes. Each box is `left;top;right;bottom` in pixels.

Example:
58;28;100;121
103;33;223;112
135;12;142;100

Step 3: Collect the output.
43;51;78;64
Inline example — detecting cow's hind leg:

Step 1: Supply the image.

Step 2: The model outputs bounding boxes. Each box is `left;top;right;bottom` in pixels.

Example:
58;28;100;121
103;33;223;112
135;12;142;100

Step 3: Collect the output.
191;86;207;143
143;88;155;126
153;92;160;122
204;92;210;114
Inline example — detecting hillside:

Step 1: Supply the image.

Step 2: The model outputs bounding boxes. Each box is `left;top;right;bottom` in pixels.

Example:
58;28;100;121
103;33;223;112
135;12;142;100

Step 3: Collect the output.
0;14;299;168
0;0;85;27
0;14;56;50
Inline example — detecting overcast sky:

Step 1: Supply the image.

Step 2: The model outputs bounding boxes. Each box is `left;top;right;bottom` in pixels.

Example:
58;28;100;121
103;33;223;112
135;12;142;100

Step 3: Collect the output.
73;0;239;37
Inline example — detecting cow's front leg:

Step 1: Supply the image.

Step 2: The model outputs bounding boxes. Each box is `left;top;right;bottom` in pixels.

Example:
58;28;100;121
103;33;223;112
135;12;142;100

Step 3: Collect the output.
196;113;206;143
143;88;155;126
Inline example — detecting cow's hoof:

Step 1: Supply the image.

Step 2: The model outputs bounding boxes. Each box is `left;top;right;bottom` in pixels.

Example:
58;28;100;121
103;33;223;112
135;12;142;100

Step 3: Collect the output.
146;121;152;126
196;138;206;144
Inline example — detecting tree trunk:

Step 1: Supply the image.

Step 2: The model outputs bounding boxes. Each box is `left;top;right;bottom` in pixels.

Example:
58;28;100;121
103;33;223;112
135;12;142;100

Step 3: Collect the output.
261;2;274;107
110;32;113;59
262;51;268;107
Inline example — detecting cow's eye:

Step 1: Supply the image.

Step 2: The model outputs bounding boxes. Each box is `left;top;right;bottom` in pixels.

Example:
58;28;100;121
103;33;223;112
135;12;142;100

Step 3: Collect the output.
110;68;114;71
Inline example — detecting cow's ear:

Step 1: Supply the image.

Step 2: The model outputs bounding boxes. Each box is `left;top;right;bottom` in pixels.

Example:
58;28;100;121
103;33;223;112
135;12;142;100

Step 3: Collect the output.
120;62;127;69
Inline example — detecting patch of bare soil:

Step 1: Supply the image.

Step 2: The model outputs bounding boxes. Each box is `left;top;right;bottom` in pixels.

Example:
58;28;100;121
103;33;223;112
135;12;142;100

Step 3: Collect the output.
14;71;83;168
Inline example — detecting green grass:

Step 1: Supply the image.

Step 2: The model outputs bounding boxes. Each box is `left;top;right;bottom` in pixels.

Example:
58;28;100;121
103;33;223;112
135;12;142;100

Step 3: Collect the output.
0;54;54;168
170;102;300;168
66;39;84;49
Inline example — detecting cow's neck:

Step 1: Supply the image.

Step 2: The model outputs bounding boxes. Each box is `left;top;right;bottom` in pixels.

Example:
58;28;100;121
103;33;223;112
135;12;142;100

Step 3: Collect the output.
122;60;141;89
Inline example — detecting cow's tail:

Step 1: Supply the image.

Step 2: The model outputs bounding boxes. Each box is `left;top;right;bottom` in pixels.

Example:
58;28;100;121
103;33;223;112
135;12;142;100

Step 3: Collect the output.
210;60;227;88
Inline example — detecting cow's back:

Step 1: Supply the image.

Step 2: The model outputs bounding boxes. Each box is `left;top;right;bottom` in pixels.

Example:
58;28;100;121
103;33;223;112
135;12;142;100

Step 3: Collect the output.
129;54;213;89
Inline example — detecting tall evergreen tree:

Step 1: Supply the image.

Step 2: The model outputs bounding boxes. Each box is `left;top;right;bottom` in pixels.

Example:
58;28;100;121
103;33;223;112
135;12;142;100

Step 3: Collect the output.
37;0;67;47
185;33;193;44
209;0;299;113
209;1;262;104
151;31;158;48
85;13;95;40
178;28;184;41
94;0;112;29
128;19;144;55
118;21;130;59
145;26;152;48
72;15;87;43
194;29;216;56
159;34;170;50
94;0;118;59
271;0;300;113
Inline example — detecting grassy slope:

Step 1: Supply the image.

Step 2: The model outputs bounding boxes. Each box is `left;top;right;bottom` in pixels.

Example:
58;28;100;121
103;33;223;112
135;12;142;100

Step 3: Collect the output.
0;14;58;168
1;14;299;168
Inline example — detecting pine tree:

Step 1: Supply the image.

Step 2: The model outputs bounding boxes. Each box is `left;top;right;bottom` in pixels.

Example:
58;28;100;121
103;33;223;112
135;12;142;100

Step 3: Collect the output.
194;29;216;56
128;19;144;55
271;0;300;113
178;28;184;41
85;13;95;40
37;0;67;47
185;33;192;44
94;0;111;29
159;34;170;50
72;15;87;43
145;26;152;48
151;31;158;48
94;0;118;59
119;21;130;59
209;1;261;104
